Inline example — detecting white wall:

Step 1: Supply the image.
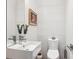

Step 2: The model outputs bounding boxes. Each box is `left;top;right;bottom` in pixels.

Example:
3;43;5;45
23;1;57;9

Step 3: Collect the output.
16;0;25;36
65;0;73;59
65;0;73;45
24;0;40;41
16;0;25;24
7;0;17;39
37;0;65;59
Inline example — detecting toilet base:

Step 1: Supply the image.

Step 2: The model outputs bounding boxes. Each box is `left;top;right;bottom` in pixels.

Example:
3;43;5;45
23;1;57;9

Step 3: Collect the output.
47;50;59;59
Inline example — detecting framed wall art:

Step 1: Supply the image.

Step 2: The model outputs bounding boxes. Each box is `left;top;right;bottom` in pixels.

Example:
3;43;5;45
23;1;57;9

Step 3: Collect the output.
29;8;37;26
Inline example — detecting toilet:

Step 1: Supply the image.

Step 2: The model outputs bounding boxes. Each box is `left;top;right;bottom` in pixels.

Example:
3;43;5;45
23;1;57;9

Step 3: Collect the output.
47;37;59;59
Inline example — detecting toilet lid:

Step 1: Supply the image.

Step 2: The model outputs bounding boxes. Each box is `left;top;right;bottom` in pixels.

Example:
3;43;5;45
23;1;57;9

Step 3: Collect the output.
47;50;59;59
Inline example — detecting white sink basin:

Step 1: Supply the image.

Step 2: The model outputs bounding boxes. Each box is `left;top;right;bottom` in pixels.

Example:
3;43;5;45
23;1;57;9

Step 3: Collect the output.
7;41;41;59
8;41;41;51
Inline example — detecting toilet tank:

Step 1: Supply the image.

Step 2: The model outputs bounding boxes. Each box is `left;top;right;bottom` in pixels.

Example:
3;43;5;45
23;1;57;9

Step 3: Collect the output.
48;37;59;50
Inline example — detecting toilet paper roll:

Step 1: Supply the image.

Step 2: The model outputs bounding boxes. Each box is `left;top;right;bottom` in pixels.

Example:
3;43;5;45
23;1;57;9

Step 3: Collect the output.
36;53;42;59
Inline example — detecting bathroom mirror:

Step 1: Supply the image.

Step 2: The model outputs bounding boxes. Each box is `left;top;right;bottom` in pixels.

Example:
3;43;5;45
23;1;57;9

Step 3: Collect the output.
7;0;25;40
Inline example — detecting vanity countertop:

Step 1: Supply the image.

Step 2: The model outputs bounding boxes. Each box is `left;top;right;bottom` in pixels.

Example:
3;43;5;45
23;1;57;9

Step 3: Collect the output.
7;41;41;59
7;41;41;51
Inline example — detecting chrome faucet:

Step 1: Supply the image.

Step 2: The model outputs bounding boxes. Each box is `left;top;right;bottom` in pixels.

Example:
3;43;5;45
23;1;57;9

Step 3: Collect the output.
8;36;16;44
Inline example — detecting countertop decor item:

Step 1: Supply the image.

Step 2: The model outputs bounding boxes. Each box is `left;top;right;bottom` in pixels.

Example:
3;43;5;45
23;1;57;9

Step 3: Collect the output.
17;24;29;34
24;25;29;34
17;24;23;34
29;8;37;26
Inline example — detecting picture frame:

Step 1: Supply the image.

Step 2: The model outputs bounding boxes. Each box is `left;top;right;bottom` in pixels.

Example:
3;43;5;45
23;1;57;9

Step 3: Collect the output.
29;8;37;26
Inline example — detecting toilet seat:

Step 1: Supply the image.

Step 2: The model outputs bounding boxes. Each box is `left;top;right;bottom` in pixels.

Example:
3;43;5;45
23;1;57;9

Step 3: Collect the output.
47;50;59;59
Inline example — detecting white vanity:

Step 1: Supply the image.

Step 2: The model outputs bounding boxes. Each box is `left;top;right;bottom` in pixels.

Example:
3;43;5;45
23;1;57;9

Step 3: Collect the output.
7;41;41;59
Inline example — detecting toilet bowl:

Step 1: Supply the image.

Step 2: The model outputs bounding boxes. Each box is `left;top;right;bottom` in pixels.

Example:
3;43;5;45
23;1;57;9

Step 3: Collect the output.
47;50;59;59
47;37;59;59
